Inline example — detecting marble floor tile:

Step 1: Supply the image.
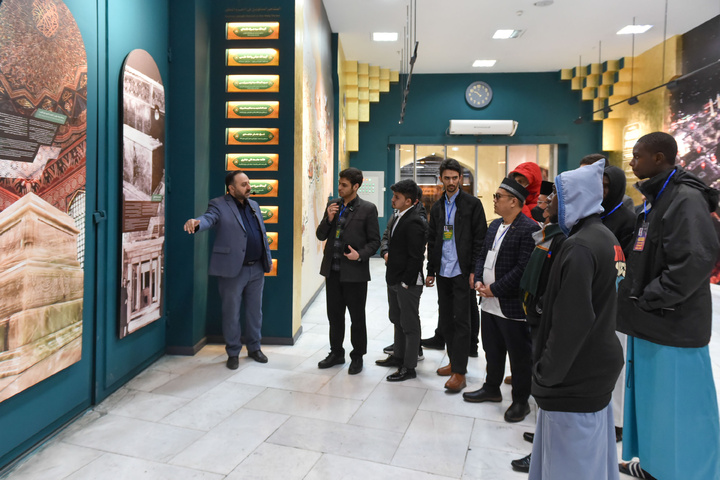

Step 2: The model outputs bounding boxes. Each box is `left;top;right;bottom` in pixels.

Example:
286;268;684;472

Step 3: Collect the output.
160;381;265;431
104;390;190;422
419;388;538;428
64;453;223;480
244;388;362;422
169;408;289;474
315;364;386;400
152;362;237;399
267;416;404;464
228;365;332;393
462;446;531;480
3;443;103;480
62;414;204;463
226;443;321;480
391;410;475;478
305;454;456;480
349;382;427;433
468;418;531;455
124;367;180;392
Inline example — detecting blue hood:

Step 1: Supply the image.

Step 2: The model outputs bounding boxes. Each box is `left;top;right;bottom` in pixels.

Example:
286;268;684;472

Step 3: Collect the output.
556;159;605;236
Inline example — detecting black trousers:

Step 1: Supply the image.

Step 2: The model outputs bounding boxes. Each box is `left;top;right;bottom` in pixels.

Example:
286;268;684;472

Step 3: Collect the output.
436;274;472;374
481;310;532;402
325;270;367;359
431;293;479;353
387;283;423;369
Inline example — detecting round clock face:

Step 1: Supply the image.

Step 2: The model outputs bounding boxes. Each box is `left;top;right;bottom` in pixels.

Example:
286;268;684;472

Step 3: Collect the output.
465;81;493;108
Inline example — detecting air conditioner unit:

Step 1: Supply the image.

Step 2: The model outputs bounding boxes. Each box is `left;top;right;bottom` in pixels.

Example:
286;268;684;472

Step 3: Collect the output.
449;120;518;136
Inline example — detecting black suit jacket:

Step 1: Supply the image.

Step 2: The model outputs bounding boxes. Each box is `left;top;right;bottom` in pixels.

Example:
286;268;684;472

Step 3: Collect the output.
316;196;381;282
474;213;540;319
386;207;427;286
427;189;487;278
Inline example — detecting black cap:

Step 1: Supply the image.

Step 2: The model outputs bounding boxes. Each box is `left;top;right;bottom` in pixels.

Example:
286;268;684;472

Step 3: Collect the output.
500;177;530;203
540;181;553;196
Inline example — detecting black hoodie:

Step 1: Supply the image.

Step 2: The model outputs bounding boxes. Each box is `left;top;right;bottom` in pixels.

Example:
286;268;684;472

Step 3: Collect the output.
617;167;720;347
601;165;636;255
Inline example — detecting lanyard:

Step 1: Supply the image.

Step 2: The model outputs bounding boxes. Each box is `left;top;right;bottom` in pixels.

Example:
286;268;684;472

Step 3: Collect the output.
601;202;623;219
339;203;348;219
445;196;456;224
493;224;510;250
642;169;676;221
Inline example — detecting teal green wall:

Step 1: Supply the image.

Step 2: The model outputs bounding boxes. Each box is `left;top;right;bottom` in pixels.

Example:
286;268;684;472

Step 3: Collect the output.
350;72;602;231
0;0;169;469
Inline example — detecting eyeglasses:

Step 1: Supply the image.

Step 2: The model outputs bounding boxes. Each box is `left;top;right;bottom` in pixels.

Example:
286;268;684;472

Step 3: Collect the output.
492;193;514;200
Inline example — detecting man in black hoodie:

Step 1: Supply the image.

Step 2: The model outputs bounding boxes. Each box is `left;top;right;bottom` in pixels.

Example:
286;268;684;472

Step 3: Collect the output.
617;132;720;480
529;159;625;480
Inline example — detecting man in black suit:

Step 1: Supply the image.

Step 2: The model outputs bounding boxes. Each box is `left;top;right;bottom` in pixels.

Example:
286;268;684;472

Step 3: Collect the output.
464;177;540;423
376;179;427;381
427;158;487;393
316;167;381;375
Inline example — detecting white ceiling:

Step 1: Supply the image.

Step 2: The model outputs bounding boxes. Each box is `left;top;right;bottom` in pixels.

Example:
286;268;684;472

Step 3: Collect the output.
322;0;720;73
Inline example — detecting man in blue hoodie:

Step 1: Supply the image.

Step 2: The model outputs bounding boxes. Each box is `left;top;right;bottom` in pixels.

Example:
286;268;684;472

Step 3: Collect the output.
529;160;625;480
617;132;720;480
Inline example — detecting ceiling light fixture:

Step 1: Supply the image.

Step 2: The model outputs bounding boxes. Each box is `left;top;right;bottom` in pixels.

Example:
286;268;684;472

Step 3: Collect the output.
472;59;497;67
617;25;652;35
372;32;398;42
534;0;553;6
493;29;523;39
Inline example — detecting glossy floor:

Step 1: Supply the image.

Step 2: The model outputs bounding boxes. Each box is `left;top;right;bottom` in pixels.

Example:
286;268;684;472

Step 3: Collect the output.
4;259;720;479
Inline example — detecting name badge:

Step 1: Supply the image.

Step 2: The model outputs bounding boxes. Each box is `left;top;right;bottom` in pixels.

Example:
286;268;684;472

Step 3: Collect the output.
633;221;649;251
443;224;454;241
335;227;341;239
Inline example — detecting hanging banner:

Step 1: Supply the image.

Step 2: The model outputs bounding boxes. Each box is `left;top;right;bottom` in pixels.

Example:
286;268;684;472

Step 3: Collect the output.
226;75;280;93
227;49;279;67
227;128;279;145
227;101;279;119
226;154;279;172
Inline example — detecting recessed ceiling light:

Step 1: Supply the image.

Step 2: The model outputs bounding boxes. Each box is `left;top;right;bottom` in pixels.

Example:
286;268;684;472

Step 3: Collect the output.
493;29;523;39
617;25;653;35
473;60;497;67
534;0;553;6
372;32;398;42
452;147;459;151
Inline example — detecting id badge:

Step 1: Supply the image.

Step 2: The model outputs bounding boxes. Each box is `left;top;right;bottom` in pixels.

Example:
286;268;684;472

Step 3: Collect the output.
443;224;454;241
335;227;341;239
633;221;649;251
485;250;497;269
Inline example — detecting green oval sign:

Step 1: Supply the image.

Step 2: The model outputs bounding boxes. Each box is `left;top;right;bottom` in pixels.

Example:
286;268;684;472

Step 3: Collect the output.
232;52;274;64
232;156;274;169
232;79;275;90
261;208;274;220
233;130;274;143
251;182;274;195
232;104;274;117
234;26;274;37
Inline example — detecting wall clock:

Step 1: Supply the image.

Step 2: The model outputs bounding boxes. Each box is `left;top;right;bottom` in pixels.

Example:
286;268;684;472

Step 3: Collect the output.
465;81;493;108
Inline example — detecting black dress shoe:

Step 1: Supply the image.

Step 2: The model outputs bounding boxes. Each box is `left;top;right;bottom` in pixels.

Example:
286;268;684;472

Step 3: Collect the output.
383;344;394;355
420;336;445;350
375;355;403;367
511;453;532;473
523;432;534;443
387;367;416;382
504;401;531;423
248;349;268;363
462;387;502;403
348;358;363;375
226;356;239;370
318;352;345;369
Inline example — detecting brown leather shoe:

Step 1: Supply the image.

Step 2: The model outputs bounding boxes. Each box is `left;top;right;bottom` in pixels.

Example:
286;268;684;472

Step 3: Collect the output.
436;364;452;376
444;373;466;392
504;375;512;385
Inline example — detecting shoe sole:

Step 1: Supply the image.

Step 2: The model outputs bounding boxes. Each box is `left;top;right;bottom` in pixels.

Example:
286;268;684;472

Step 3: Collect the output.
504;411;531;423
462;395;502;403
318;360;345;369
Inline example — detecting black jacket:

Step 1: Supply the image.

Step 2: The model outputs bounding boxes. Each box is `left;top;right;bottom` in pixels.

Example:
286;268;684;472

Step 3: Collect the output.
427;190;487;278
601;165;636;255
474;213;540;319
381;202;428;258
617;167;720;347
385;208;427;286
316;196;381;282
532;215;624;412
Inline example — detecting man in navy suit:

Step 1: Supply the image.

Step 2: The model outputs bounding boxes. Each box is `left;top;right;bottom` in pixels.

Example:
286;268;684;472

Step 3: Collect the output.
184;171;273;370
464;177;540;423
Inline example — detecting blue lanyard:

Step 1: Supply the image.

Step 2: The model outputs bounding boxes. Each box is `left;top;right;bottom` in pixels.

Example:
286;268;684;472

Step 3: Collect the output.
445;196;456;224
339;204;348;219
643;169;676;221
601;202;623;219
493;224;510;250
